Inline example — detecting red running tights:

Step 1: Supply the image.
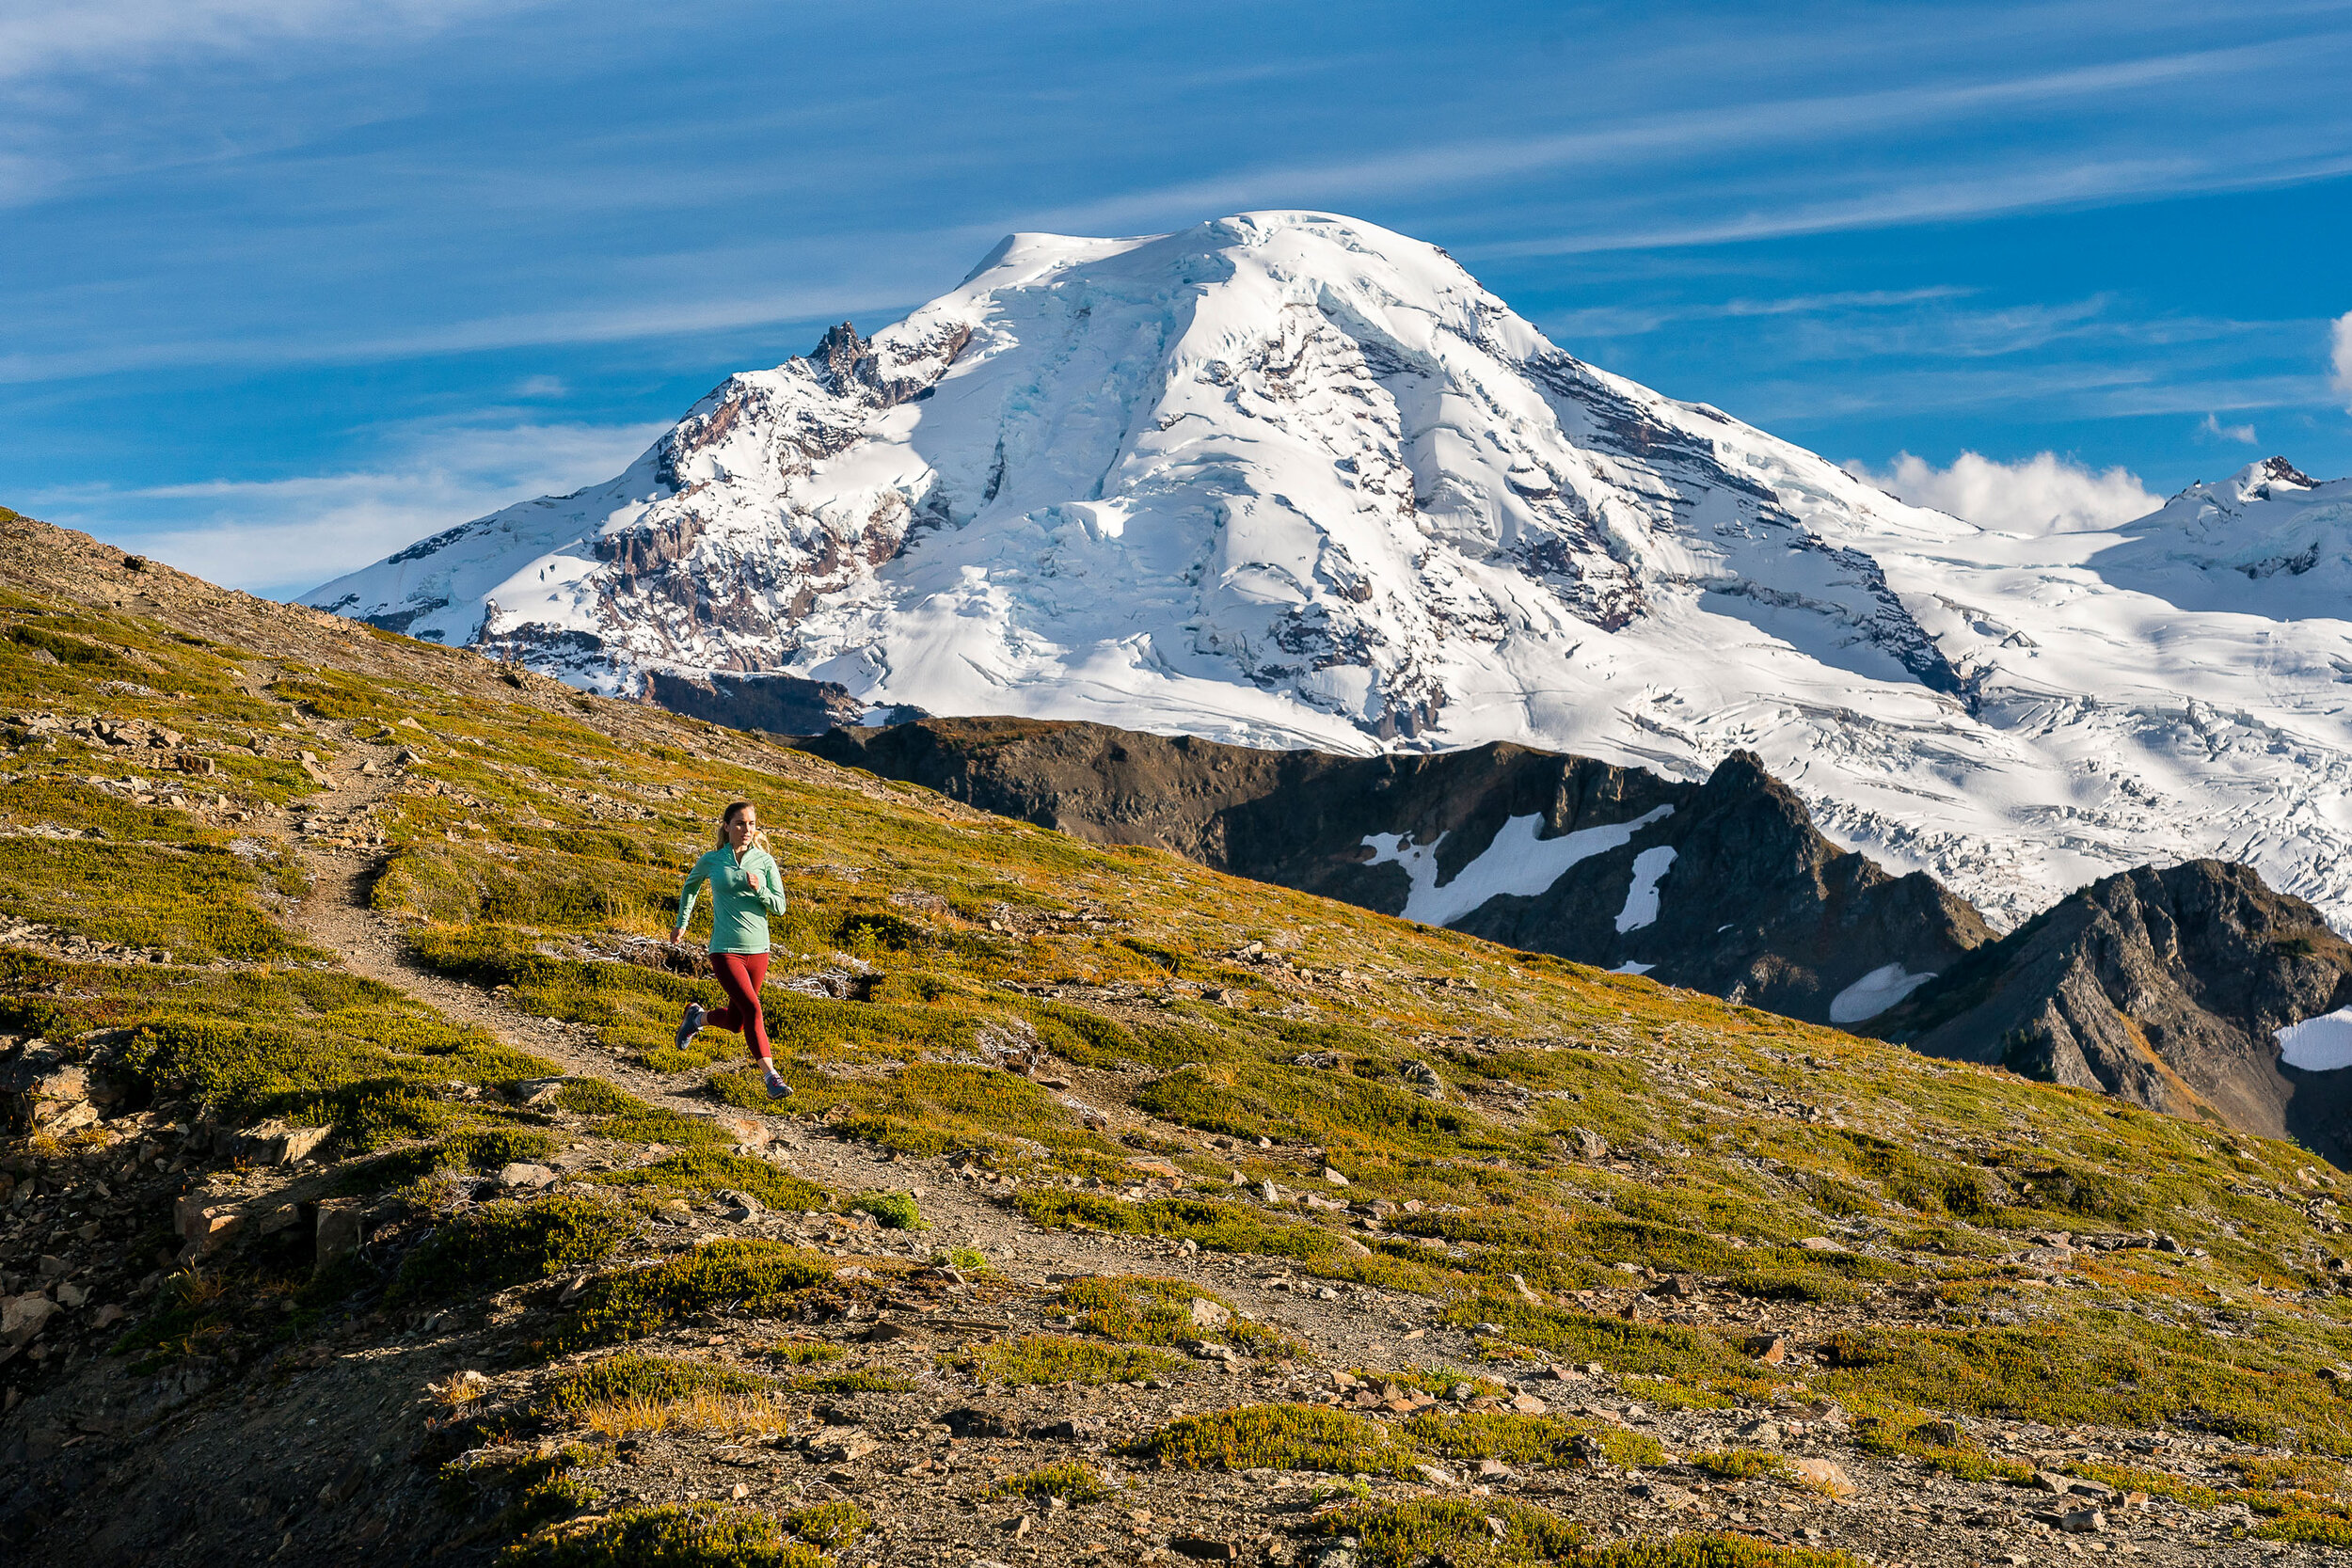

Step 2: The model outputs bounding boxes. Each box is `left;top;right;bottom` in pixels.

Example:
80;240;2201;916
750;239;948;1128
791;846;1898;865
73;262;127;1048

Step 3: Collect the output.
707;951;771;1061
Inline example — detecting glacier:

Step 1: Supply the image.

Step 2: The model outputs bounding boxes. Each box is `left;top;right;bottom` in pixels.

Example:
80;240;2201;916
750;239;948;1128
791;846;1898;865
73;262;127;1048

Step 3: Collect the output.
304;211;2352;932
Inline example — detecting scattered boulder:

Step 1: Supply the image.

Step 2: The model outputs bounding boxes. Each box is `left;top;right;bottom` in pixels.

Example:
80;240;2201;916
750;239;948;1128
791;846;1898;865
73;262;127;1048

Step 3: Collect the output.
1186;1296;1231;1329
3;1040;95;1134
237;1120;331;1165
1790;1458;1855;1497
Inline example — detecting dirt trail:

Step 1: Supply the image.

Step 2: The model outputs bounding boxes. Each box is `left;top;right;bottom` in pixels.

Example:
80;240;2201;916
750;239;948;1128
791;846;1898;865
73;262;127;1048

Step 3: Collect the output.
272;734;1407;1356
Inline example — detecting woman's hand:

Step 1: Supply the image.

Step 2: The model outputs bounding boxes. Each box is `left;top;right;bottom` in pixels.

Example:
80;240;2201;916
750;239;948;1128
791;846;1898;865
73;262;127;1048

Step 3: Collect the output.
669;927;687;944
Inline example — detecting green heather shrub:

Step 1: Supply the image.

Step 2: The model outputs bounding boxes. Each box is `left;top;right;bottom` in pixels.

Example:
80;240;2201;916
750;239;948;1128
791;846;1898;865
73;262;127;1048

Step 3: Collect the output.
1445;1298;1750;1383
982;1462;1112;1504
1017;1190;1335;1265
1401;1410;1666;1470
1310;1497;1585;1566
850;1191;923;1229
561;1241;837;1347
1054;1275;1299;1355
791;1369;916;1394
542;1354;780;1416
1687;1449;1794;1481
945;1334;1186;1386
769;1341;846;1366
1133;1403;1408;1474
499;1500;826;1568
120;997;562;1147
1725;1270;1857;1305
590;1149;831;1212
1565;1539;1866;1568
391;1196;633;1306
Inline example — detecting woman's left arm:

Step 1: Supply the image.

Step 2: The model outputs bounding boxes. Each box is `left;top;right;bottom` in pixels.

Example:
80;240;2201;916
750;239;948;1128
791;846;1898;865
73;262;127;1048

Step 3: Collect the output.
752;855;790;916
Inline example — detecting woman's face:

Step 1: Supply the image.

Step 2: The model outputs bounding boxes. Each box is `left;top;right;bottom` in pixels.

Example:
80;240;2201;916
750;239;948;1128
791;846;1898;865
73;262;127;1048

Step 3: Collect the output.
725;809;755;846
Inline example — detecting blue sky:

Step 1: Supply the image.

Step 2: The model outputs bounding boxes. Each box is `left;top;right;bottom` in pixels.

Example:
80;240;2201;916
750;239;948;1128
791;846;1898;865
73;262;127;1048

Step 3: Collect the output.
6;0;2350;596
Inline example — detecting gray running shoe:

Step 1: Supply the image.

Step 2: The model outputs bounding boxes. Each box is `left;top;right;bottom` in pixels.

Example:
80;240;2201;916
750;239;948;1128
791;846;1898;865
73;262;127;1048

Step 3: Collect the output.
674;1002;706;1052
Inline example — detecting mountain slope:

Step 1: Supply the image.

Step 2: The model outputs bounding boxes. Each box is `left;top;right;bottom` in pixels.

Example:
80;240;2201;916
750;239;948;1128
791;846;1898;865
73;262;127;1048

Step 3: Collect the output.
305;212;2352;935
803;715;1989;1027
19;510;2352;1562
1871;860;2352;1160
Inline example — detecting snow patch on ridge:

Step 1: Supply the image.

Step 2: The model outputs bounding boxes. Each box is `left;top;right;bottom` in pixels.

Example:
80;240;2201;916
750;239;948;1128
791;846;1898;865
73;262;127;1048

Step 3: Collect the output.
1364;805;1675;928
2279;1008;2352;1071
1829;963;1938;1024
1614;846;1677;933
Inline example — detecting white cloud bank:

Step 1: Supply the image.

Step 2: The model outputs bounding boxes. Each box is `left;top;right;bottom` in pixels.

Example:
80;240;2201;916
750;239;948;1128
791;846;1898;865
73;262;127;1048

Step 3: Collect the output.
1847;449;2160;534
2332;311;2352;412
26;418;664;600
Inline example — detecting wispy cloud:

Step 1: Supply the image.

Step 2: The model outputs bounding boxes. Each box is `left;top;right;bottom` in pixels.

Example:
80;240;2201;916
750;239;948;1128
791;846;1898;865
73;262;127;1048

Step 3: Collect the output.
0;1;529;83
2199;412;2259;443
1032;33;2352;246
1848;450;2160;534
24;417;663;596
0;271;950;384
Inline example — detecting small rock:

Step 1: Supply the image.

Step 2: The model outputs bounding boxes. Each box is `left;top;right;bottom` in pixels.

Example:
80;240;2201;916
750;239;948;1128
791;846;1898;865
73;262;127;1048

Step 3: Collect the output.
1509;1273;1542;1304
1477;1458;1514;1477
1913;1418;1960;1447
1508;1392;1549;1415
1027;1417;1104;1443
1790;1458;1854;1497
54;1281;87;1308
1413;1462;1456;1486
942;1407;1018;1438
717;1188;765;1223
1188;1296;1232;1328
1169;1541;1237;1562
813;1433;878;1463
1797;1236;1838;1251
240;1119;332;1165
2058;1508;2106;1534
1737;1419;1783;1445
498;1162;559;1190
1;1294;58;1345
1743;1334;1789;1366
1323;1166;1349;1186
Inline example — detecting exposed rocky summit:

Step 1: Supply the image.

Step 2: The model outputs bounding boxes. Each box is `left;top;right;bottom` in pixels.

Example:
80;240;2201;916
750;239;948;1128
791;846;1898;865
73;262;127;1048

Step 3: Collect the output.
802;715;1989;1027
1872;860;2352;1159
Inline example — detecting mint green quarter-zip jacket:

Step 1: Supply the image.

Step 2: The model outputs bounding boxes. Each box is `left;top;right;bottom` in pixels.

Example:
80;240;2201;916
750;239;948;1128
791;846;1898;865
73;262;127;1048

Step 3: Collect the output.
676;846;789;954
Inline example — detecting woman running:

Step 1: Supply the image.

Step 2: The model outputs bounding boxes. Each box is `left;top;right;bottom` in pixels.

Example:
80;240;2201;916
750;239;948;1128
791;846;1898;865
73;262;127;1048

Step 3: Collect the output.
671;800;790;1100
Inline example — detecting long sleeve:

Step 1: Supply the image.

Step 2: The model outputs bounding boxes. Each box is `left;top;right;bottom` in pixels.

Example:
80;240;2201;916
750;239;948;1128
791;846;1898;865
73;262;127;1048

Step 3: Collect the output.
675;855;710;929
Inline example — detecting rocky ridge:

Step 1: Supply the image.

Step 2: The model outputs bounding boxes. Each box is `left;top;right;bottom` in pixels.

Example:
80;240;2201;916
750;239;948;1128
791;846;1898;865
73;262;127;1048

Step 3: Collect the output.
1873;860;2352;1161
800;716;1987;1030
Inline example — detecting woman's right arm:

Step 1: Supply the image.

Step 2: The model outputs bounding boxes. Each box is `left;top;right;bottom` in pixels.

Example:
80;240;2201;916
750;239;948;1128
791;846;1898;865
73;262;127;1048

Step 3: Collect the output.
672;856;707;942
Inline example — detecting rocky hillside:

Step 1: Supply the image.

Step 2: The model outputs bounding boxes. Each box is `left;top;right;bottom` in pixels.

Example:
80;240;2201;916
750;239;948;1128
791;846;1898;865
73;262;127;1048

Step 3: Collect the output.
801;717;1988;1029
1870;861;2352;1161
14;508;2352;1567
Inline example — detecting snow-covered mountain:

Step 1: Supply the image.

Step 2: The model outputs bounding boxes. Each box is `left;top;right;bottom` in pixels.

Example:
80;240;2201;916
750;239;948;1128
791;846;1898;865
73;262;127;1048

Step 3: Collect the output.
304;212;2352;931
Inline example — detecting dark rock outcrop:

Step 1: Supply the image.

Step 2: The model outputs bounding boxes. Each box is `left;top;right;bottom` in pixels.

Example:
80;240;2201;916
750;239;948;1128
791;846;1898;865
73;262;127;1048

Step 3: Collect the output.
799;716;1988;1026
1870;860;2352;1161
643;670;882;736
